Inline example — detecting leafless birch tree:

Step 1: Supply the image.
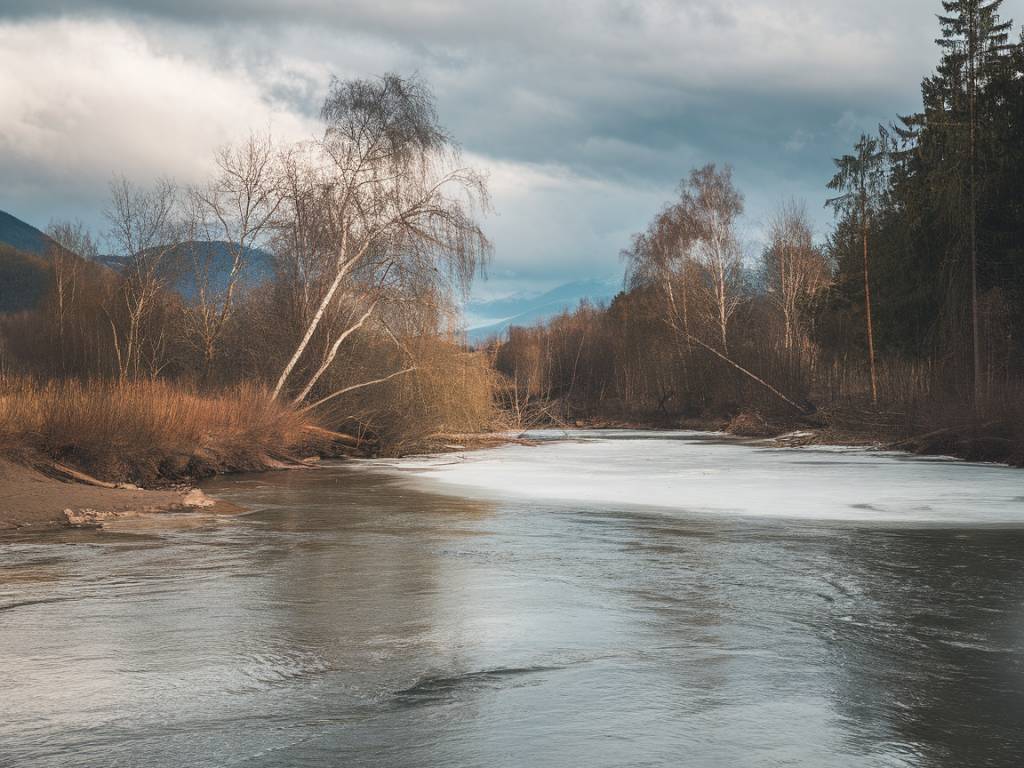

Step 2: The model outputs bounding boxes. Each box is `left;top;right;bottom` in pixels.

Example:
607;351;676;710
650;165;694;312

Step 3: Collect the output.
104;177;181;379
624;165;810;414
186;134;281;375
45;221;97;374
269;74;490;405
762;200;830;351
682;164;745;355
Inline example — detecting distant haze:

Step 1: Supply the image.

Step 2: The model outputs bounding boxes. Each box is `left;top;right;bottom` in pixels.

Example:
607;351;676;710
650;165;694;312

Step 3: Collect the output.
2;0;1022;300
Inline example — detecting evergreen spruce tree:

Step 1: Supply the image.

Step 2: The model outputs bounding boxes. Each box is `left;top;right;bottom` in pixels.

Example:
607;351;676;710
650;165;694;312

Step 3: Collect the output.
933;1;1012;404
827;130;892;406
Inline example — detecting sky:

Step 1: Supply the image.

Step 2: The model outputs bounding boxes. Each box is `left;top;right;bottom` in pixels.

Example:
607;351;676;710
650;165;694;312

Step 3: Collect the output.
1;0;1022;299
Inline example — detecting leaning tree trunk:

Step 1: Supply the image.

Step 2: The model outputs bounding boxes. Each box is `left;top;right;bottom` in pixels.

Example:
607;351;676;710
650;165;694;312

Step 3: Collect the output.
684;333;810;415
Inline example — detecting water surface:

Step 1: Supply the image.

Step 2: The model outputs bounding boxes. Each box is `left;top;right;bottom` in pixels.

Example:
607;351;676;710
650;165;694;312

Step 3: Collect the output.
2;431;1023;767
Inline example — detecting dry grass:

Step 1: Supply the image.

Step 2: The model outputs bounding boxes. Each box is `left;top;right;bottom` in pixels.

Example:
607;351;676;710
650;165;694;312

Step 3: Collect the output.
0;376;314;484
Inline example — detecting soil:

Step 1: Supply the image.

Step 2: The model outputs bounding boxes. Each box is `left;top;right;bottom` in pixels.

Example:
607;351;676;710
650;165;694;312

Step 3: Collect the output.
0;459;239;532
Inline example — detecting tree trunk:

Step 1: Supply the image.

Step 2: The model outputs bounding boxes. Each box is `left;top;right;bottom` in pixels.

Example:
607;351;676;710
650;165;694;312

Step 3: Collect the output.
969;20;982;410
300;366;418;412
862;217;879;406
685;333;809;415
291;300;378;405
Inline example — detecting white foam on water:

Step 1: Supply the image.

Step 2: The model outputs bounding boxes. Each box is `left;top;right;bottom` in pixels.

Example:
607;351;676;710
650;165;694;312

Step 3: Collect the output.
368;430;1024;525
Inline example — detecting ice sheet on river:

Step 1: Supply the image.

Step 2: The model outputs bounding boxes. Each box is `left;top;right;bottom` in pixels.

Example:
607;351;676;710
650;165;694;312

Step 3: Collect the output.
371;430;1024;525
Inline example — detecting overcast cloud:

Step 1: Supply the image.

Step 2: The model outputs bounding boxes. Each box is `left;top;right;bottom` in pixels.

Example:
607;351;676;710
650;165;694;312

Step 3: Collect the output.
2;0;1021;297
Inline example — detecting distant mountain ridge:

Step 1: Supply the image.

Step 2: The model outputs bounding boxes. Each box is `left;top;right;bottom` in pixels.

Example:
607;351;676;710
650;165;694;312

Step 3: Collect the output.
3;208;616;332
0;209;275;312
464;276;621;344
98;241;276;300
0;210;54;256
0;211;54;312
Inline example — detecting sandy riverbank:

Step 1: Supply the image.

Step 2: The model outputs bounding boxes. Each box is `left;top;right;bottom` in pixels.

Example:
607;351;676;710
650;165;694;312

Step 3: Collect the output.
0;459;241;532
0;430;524;534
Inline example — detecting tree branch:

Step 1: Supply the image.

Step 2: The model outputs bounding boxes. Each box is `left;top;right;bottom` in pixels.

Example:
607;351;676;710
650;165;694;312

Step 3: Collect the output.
299;366;418;413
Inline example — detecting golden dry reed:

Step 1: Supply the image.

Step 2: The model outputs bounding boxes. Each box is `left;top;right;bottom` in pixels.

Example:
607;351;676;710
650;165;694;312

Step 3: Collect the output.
0;376;312;483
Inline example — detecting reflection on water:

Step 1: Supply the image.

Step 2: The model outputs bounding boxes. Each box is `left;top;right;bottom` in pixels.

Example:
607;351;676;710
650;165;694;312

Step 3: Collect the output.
2;433;1023;767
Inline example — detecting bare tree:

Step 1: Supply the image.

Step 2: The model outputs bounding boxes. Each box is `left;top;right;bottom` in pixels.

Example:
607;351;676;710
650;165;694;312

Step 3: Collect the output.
624;165;810;415
104;177;181;379
762;200;830;351
682;164;745;355
45;221;97;374
624;204;699;388
187;133;281;376
270;74;490;405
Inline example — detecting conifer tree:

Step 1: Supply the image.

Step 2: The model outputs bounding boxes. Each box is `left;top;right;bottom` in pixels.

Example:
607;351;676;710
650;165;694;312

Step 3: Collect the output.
827;130;892;406
934;1;1012;404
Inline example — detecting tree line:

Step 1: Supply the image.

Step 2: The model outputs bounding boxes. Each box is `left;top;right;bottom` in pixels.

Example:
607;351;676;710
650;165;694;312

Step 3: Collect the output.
3;0;1022;467
493;1;1024;460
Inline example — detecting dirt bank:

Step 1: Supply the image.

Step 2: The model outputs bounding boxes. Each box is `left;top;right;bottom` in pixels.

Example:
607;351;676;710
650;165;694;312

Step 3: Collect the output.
0;459;238;532
553;411;1023;466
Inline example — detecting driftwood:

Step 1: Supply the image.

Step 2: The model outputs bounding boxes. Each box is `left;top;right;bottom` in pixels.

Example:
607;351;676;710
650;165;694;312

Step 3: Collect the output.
64;508;117;528
427;432;538;448
45;463;139;490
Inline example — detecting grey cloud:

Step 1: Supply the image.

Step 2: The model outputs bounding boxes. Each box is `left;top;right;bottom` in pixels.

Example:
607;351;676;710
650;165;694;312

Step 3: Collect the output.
2;0;1020;295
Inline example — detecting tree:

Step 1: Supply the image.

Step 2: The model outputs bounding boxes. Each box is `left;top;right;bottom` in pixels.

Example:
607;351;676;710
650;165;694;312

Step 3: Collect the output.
827;130;891;406
761;200;830;352
937;1;1013;405
898;2;1014;401
45;221;97;375
186;134;281;377
104;177;182;380
681;164;745;355
269;74;490;405
623;204;697;380
624;165;810;414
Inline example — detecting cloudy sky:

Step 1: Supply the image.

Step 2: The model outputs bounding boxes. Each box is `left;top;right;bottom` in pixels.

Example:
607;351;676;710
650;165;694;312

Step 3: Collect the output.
2;1;1021;298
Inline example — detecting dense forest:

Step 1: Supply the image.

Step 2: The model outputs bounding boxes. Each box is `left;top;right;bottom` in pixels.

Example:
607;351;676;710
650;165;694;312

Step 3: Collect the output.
492;0;1024;463
1;0;1022;481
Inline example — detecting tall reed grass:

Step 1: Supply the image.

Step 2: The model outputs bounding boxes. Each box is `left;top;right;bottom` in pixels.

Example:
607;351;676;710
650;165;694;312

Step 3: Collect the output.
0;377;313;483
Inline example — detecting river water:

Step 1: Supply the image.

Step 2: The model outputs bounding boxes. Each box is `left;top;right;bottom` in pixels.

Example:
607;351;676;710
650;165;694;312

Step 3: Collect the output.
2;431;1023;767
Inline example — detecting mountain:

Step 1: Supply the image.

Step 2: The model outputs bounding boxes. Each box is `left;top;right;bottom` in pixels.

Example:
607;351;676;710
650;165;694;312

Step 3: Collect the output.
0;245;50;313
0;210;54;256
464;276;621;344
98;241;276;300
0;208;276;314
2;207;612;330
0;211;55;312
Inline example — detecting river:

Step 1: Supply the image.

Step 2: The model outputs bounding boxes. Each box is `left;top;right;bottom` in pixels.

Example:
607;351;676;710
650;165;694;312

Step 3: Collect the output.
2;431;1023;767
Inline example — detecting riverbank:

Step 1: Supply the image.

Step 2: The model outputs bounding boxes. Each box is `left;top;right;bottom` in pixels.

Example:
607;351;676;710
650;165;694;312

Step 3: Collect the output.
0;378;331;484
560;408;1024;467
0;459;241;532
3;397;1016;535
0;429;529;533
0;378;336;532
741;409;1024;467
